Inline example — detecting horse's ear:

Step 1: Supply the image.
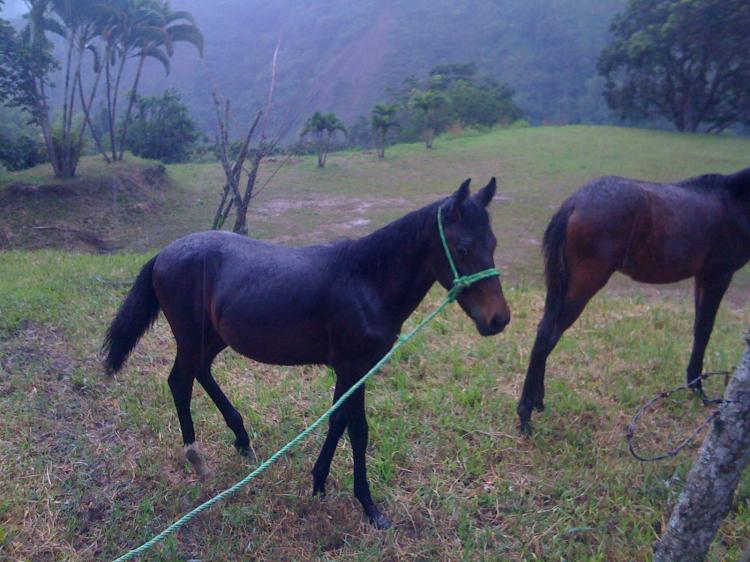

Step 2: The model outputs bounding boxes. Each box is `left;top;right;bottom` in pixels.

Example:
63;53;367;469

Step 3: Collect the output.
454;178;471;203
445;178;471;218
474;177;497;207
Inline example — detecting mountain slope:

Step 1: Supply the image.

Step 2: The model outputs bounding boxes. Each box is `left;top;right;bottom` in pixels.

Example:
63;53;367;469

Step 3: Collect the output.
128;0;626;136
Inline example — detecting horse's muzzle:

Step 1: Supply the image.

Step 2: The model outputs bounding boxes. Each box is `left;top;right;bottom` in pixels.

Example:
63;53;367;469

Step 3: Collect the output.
476;312;510;336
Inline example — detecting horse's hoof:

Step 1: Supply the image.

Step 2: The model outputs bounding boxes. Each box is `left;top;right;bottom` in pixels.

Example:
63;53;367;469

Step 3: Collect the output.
533;401;545;412
518;419;533;437
234;441;251;457
312;481;326;498
369;511;392;530
690;387;710;405
184;443;211;480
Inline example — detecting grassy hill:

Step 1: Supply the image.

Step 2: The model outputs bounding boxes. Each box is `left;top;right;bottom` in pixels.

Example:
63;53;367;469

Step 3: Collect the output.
1;125;749;560
3;124;750;288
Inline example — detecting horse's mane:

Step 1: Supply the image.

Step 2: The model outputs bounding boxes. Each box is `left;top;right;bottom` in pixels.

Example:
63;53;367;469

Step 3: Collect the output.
336;199;443;275
677;166;750;198
676;173;726;190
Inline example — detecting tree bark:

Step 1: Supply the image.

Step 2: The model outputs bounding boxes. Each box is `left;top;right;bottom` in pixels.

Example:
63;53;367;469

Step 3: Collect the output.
654;334;750;562
117;54;146;160
77;70;111;163
232;151;262;236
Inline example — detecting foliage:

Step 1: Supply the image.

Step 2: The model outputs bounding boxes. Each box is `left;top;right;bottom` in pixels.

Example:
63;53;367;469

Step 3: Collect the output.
126;89;198;163
383;64;523;147
347;115;375;148
448;78;523;128
370;103;399;158
0;103;47;171
6;0;203;178
300;111;346;168
0;8;54;120
598;0;750;133
409;89;449;148
101;0;204;161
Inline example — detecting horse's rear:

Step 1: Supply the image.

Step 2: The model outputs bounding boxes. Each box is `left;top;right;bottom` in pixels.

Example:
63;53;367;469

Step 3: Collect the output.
151;231;335;367
519;168;750;433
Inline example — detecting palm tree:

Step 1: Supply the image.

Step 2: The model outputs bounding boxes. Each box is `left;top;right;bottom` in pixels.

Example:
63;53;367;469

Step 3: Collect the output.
411;90;447;149
102;0;203;161
117;1;203;160
21;0;106;177
370;103;399;158
300;111;346;168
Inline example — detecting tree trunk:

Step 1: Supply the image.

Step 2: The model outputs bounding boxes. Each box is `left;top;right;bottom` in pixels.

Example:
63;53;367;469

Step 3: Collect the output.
117;55;146;161
36;79;62;177
105;48;116;160
59;30;76;178
233;152;262;235
110;55;127;160
654;335;750;562
317;145;324;168
424;127;434;149
77;70;110;164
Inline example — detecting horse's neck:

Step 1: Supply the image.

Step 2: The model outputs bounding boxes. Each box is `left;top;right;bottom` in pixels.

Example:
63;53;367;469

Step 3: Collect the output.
728;167;750;197
347;205;439;321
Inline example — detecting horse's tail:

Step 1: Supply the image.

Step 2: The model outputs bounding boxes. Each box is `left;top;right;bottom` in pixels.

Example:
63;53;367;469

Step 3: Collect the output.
542;202;574;313
103;256;160;375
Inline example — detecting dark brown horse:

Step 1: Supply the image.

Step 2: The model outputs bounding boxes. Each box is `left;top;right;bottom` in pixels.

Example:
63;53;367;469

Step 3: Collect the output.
518;166;750;434
104;178;510;528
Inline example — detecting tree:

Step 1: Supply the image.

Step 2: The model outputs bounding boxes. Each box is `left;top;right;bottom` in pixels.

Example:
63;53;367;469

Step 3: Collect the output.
598;0;750;133
0;104;45;170
103;0;203;161
300;111;346;168
654;335;750;561
410;89;448;149
0;3;46;117
125;89;198;163
449;78;522;128
370;103;399;158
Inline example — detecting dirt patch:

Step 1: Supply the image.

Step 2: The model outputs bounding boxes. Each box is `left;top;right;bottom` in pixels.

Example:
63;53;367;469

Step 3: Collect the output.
0;164;172;253
257;195;410;218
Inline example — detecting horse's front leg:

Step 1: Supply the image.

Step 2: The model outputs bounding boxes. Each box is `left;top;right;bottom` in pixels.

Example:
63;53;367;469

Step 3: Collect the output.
311;384;347;497
687;273;733;401
346;385;390;529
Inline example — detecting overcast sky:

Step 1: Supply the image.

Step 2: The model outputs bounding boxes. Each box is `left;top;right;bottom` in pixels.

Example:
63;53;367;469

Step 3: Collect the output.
1;0;26;19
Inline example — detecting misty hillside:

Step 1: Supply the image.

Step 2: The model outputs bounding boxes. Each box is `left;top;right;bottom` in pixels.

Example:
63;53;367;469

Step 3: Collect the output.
127;0;626;136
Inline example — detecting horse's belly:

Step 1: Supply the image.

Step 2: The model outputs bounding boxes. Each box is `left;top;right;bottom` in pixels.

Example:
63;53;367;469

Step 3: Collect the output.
620;239;705;284
221;321;330;366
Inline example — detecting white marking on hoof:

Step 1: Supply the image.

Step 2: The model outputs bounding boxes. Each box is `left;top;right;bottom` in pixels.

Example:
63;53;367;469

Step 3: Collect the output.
184;443;211;480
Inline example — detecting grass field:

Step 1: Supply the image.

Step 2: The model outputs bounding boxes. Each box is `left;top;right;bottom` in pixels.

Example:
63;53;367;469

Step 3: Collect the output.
1;125;750;560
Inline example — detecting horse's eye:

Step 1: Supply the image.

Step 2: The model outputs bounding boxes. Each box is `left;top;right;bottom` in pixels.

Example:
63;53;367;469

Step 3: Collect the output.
457;246;469;257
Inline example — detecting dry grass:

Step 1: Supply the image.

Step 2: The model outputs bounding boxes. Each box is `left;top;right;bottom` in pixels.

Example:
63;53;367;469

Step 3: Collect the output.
0;253;748;561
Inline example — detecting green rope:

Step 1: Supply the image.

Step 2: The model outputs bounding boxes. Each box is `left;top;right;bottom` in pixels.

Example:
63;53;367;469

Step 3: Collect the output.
112;205;500;561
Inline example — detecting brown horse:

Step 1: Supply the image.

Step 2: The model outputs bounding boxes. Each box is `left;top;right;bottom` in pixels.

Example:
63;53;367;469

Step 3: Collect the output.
518;166;750;434
103;178;510;528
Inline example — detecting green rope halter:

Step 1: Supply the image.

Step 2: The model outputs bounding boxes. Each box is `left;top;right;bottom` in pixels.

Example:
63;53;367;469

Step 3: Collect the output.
112;205;501;561
437;204;501;302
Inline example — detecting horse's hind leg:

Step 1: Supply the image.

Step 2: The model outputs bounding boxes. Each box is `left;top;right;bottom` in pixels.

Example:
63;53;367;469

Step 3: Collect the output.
168;354;210;479
686;273;733;399
518;260;613;434
197;365;251;456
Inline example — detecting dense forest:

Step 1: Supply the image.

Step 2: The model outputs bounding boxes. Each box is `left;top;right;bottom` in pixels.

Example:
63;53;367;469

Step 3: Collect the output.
8;0;625;136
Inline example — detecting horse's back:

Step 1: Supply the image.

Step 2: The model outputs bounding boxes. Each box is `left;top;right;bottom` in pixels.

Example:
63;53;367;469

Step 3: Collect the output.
562;175;726;282
154;231;333;320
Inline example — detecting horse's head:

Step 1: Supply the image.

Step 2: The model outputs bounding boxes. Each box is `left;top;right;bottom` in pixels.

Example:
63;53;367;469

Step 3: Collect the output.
432;178;511;336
